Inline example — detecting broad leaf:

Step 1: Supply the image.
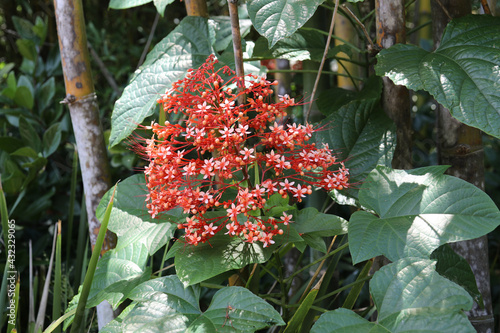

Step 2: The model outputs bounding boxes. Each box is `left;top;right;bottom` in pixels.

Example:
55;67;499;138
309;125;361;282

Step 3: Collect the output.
349;166;500;264
311;308;373;333
315;78;395;201
201;287;285;331
312;259;474;332
253;29;352;62
247;0;324;48
87;243;151;309
372;258;474;332
292;207;348;237
96;174;182;254
170;231;271;286
211;15;252;52
109;0;152;9
109;16;215;147
120;276;284;332
375;15;500;139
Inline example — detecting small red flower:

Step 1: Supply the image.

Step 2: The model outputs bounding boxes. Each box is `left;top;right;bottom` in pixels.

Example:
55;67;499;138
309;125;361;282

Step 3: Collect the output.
142;55;349;247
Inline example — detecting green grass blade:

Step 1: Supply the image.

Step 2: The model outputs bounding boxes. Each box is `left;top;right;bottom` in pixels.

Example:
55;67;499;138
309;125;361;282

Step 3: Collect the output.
73;196;87;289
70;184;117;333
43;308;76;333
284;288;318;333
342;259;372;310
52;221;62;333
35;224;58;333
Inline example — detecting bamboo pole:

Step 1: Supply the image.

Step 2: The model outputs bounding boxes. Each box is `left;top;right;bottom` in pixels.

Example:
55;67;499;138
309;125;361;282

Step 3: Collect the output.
53;0;116;328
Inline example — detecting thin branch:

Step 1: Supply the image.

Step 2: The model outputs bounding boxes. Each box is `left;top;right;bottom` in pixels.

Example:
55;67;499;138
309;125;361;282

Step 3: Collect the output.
88;44;121;96
305;0;340;122
137;12;160;68
433;0;452;20
298;236;337;303
341;4;376;51
228;0;245;105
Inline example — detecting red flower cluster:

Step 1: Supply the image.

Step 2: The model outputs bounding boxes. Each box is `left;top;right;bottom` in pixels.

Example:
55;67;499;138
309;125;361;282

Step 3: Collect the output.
144;55;349;247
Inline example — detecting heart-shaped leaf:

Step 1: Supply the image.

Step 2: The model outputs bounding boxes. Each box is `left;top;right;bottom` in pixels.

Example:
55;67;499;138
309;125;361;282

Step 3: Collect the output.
247;0;324;48
375;15;500;139
96;174;183;254
349;166;500;264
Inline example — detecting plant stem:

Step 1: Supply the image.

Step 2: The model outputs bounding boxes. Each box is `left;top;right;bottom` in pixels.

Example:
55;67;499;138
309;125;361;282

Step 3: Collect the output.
305;0;340;122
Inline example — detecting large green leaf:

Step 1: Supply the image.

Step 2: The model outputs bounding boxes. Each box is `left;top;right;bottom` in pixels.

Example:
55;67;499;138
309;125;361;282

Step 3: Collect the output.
87;243;151;309
96;174;183;254
312;259;474;332
372;258;474;332
292;207;348;237
253;29;352;62
349;166;500;264
315;78;395;201
375;15;500;139
109;16;216;147
247;0;324;48
118;276;284;332
211;15;252;52
200;287;285;332
170;231;271;286
311;308;373;333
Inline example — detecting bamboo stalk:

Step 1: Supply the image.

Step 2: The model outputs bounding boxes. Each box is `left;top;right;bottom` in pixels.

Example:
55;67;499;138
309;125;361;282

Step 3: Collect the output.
53;0;115;327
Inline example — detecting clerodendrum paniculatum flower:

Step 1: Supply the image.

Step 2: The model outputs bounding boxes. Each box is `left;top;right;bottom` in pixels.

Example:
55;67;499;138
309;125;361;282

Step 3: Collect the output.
143;55;349;247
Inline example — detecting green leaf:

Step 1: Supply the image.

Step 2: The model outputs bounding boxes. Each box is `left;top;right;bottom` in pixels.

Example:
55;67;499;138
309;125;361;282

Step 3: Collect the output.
431;244;483;307
109;16;215;147
212;15;252;52
247;0;324;48
14;86;34;110
16;39;37;61
37;77;55;113
311;308;373;333
283;288;318;333
371;258;474;332
96;174;182;254
109;0;153;9
0;137;24;154
122;277;283;332
375;15;500;139
171;231;270;286
153;0;174;16
201;287;285;332
315;79;395;201
19;117;41;152
253;29;352;62
42;122;61;157
292;207;348;237
100;303;137;333
349;166;500;264
87;243;151;309
12;16;37;41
